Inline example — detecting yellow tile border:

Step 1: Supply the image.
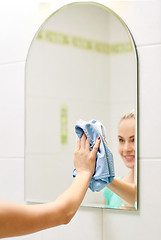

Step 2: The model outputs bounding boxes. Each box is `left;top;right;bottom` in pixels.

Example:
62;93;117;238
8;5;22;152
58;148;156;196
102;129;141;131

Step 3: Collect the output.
60;104;68;145
37;29;133;55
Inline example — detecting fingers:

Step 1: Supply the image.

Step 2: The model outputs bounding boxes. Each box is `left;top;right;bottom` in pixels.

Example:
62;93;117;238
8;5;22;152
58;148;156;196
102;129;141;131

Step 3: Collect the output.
81;134;91;150
75;138;81;151
80;133;87;149
91;137;101;156
86;137;90;149
79;133;101;154
73;134;101;177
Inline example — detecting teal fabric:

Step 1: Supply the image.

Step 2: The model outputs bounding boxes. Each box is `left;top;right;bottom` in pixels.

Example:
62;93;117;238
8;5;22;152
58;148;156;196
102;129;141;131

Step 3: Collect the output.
102;176;137;209
102;176;125;209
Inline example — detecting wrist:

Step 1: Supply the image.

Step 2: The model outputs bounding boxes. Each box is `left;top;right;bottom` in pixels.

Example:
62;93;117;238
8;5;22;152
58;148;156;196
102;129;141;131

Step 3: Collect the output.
76;171;92;182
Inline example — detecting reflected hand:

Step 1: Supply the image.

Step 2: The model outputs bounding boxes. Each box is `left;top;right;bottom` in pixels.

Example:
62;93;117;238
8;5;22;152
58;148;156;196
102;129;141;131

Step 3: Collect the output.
73;133;101;178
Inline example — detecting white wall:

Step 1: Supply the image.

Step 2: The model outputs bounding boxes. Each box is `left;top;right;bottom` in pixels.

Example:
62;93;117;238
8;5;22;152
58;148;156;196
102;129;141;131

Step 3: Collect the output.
103;1;161;240
0;1;43;240
0;1;161;240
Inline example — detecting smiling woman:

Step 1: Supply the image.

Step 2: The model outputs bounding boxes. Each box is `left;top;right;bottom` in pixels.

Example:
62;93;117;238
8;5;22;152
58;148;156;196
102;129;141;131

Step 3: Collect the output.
103;110;137;210
118;110;135;169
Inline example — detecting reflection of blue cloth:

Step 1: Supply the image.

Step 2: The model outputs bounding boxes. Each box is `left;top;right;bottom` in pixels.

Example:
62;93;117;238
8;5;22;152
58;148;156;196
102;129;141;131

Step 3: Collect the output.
73;119;115;192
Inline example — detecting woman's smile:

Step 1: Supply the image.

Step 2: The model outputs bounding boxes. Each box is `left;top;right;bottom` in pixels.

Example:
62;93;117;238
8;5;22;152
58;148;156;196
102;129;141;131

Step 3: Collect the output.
118;118;135;169
123;155;135;162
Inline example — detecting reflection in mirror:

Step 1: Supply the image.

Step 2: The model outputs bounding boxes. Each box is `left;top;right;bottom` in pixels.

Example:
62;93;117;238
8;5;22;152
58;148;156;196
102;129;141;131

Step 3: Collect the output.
25;2;137;210
103;110;137;210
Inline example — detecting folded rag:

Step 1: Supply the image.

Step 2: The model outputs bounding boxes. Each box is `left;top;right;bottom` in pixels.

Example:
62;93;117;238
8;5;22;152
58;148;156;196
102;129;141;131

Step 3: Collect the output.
73;119;115;192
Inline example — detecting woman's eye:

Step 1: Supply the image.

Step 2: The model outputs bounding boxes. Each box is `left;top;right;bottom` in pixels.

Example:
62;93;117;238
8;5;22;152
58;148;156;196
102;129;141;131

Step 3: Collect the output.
119;138;124;143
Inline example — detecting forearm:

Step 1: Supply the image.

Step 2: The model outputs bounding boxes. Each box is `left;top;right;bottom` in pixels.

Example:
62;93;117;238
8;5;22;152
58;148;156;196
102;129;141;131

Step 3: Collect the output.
0;135;100;239
40;172;91;230
51;172;91;224
0;201;39;238
0;172;91;238
107;178;137;205
55;172;91;214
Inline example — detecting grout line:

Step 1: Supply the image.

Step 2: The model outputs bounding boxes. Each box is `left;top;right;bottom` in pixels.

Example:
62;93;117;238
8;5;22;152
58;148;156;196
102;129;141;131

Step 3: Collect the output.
137;42;161;48
0;157;24;160
0;60;26;67
139;158;161;161
102;208;104;240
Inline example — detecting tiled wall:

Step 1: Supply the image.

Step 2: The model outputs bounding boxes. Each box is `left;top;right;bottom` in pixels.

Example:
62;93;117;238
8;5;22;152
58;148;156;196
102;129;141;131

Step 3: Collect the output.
0;2;42;240
103;1;161;240
0;1;161;240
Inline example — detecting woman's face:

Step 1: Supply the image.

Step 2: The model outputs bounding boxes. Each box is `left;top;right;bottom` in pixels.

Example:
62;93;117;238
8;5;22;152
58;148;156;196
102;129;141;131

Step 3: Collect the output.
118;118;135;169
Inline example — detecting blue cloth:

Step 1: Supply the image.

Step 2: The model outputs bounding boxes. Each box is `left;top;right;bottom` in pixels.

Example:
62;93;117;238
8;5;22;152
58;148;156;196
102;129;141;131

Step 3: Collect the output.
73;119;115;192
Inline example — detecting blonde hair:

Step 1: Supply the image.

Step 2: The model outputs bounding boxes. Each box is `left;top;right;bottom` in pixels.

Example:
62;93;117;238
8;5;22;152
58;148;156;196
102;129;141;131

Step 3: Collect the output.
120;109;135;123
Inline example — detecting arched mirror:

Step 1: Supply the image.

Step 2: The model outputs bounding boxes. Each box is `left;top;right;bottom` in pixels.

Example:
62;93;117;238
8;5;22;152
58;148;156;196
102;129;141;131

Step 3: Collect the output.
25;2;138;210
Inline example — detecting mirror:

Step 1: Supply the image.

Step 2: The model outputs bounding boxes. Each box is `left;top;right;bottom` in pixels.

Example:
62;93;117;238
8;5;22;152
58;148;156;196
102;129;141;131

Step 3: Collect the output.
25;2;138;210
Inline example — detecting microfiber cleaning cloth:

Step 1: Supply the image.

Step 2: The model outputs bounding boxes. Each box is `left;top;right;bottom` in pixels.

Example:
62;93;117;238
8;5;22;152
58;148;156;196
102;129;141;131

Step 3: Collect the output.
73;119;115;192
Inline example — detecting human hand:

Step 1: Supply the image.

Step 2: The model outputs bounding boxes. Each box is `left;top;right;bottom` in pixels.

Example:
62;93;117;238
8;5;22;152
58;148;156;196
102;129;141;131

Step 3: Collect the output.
73;133;101;178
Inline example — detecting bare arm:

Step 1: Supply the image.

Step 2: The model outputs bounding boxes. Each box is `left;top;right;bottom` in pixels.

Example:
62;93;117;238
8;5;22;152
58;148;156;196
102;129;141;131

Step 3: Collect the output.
107;178;137;206
0;134;101;238
103;138;137;206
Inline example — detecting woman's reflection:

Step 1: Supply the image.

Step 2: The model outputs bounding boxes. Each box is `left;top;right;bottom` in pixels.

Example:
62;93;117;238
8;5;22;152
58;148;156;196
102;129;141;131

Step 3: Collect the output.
103;110;137;210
